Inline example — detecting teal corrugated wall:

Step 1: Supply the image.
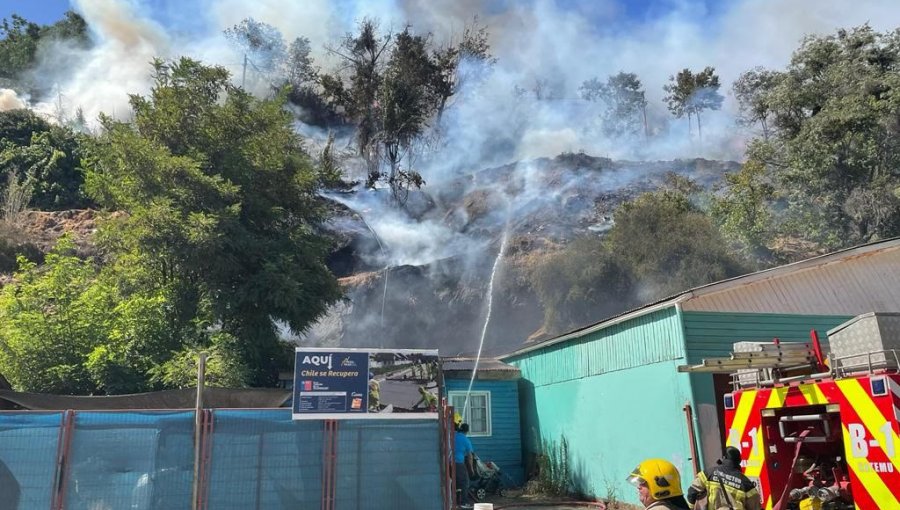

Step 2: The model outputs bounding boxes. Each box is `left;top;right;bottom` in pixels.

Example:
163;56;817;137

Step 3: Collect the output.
505;307;695;504
681;311;853;468
509;307;686;386
682;311;853;364
444;378;524;485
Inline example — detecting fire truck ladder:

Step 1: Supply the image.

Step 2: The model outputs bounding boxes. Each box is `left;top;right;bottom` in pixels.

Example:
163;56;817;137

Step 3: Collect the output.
676;337;829;389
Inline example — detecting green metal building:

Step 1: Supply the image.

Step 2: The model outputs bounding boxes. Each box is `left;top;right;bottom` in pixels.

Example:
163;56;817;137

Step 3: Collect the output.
500;239;900;504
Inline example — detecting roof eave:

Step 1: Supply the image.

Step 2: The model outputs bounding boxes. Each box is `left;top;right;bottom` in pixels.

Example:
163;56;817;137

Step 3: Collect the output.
500;294;691;360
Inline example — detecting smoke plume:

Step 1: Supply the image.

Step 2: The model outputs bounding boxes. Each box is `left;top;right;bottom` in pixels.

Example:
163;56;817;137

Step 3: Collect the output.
0;89;28;111
13;0;897;353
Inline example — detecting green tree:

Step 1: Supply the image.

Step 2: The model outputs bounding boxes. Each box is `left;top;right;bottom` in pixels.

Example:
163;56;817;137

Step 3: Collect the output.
0;236;250;394
530;236;634;333
224;18;287;86
0;15;40;82
285;36;317;90
0;109;91;209
607;189;747;300
0;237;170;394
39;11;90;45
663;66;723;141
322;20;492;199
221;20;341;127
377;27;435;201
732;67;780;141
0;108;50;145
321;19;391;186
580;72;648;139
85;58;342;385
739;25;900;247
430;17;495;121
149;341;253;389
0;12;90;91
711;158;776;258
0;239;109;394
529;185;747;334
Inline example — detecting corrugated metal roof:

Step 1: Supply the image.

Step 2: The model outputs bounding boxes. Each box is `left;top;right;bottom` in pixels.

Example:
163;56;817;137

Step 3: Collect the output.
500;237;900;359
682;243;900;314
441;358;519;372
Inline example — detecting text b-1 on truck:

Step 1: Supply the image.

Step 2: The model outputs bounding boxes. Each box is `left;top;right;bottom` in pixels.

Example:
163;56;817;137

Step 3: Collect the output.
679;313;900;510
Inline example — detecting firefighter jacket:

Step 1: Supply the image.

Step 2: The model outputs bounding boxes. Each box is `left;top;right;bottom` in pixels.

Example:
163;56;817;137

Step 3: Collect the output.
687;464;762;510
646;499;691;509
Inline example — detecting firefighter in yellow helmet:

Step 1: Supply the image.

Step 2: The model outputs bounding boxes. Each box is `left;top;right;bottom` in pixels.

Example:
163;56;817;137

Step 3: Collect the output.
627;459;690;509
686;447;761;510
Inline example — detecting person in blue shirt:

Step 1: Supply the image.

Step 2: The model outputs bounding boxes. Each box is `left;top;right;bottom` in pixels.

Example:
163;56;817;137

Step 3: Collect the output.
454;422;476;508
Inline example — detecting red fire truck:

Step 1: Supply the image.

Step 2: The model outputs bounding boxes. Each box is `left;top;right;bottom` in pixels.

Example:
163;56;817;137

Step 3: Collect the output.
679;313;900;510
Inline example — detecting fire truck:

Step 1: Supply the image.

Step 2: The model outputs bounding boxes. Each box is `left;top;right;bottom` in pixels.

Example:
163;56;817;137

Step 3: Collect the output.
678;313;900;510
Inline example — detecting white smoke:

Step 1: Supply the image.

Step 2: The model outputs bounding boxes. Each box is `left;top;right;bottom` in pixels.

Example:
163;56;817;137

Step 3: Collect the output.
27;0;170;124
21;0;898;149
323;190;487;268
14;0;898;349
0;89;28;111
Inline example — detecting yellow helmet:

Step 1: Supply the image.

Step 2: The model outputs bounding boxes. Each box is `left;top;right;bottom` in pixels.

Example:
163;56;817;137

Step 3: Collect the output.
453;412;463;427
626;459;683;500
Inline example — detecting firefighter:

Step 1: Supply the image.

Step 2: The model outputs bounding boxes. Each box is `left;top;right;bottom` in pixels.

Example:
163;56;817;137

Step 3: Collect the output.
416;385;438;411
686;447;761;510
627;458;691;509
368;372;380;411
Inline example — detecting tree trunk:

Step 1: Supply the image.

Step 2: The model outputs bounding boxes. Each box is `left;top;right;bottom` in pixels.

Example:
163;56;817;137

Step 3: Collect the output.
436;95;448;124
642;106;649;140
697;112;703;143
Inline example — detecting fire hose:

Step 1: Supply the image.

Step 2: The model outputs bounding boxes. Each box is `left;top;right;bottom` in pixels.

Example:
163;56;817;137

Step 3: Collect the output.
772;428;812;510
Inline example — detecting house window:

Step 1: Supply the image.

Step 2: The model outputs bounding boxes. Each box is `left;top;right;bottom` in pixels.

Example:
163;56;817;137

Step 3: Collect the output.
448;391;492;437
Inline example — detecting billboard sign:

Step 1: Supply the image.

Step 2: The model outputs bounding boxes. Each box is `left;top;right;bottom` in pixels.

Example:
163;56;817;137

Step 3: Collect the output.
292;348;440;420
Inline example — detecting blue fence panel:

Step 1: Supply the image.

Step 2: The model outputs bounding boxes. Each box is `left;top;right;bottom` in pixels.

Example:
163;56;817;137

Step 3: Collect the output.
63;411;195;510
0;410;444;510
334;419;442;510
206;409;324;510
0;412;62;509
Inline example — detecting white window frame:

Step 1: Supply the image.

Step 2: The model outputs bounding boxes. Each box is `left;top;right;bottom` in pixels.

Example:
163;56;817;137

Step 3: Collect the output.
448;390;492;437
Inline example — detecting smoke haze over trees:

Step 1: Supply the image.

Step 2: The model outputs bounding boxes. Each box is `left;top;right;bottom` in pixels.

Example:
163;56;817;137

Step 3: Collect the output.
0;0;899;392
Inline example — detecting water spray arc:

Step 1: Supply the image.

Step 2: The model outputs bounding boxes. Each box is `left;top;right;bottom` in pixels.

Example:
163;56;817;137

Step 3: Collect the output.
461;213;509;423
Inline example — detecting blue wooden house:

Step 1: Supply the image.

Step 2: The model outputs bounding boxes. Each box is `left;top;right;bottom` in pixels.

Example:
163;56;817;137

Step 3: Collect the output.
442;358;524;486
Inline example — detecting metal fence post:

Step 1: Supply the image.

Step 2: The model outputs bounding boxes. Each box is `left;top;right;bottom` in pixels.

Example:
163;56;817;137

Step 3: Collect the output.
192;353;208;510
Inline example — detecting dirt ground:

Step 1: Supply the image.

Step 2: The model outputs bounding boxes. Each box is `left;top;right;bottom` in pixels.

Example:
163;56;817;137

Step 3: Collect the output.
481;489;642;510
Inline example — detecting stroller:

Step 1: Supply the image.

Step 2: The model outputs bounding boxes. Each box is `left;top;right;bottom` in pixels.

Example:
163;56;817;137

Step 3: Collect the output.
468;454;509;501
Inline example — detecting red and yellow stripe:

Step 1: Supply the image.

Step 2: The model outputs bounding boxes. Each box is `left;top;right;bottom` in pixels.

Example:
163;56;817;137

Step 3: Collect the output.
725;375;900;510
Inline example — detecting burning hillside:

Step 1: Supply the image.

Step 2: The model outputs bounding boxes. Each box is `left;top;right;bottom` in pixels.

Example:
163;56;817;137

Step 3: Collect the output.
303;154;740;355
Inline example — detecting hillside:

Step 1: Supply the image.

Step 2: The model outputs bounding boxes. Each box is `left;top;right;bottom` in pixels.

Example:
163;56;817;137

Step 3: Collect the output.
1;155;740;356
305;154;740;355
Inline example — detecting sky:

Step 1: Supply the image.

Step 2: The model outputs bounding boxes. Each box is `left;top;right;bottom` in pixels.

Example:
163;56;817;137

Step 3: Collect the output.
4;0;898;155
0;0;71;25
0;0;202;31
1;0;733;33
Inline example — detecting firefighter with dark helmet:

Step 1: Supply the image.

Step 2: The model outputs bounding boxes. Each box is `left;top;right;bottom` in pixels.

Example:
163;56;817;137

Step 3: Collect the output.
627;458;691;509
686;447;761;510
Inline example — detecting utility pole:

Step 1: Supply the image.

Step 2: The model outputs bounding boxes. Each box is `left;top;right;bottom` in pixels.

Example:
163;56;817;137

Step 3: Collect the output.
242;53;248;88
191;353;208;510
56;85;64;124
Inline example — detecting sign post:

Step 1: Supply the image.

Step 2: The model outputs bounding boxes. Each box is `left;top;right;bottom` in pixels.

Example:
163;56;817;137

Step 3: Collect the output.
292;348;440;420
